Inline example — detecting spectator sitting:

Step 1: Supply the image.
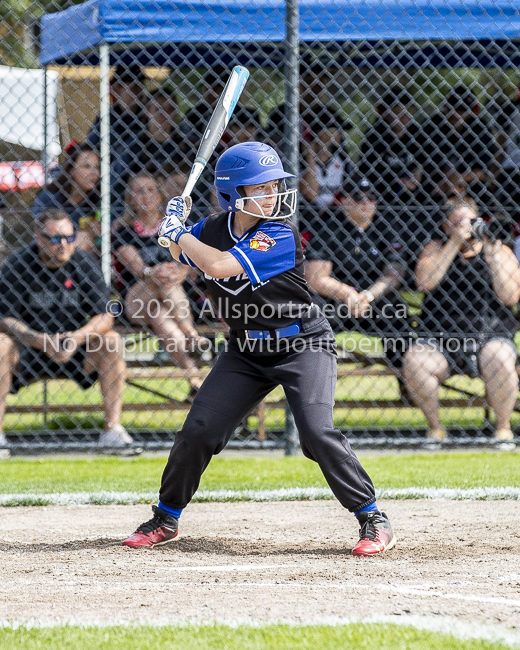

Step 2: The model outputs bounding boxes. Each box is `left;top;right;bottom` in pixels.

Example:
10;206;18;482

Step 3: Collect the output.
421;86;495;213
86;64;148;217
404;197;520;447
32;142;101;255
358;85;434;277
305;176;408;367
142;87;183;175
300;105;352;211
358;85;429;218
0;209;132;452
113;173;206;395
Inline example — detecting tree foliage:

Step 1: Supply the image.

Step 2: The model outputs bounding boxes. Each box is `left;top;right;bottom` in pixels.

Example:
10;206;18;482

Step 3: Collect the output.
0;0;85;68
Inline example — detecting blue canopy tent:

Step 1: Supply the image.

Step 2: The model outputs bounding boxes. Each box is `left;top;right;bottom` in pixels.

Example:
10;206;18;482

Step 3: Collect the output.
40;0;520;282
42;0;520;66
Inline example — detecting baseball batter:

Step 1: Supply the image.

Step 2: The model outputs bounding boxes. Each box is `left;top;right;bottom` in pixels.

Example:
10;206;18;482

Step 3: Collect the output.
123;142;396;556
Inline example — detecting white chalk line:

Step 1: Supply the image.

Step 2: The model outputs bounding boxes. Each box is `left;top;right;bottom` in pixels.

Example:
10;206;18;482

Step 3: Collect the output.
2;486;520;507
108;581;520;609
212;582;520;609
3;576;520;609
0;614;519;647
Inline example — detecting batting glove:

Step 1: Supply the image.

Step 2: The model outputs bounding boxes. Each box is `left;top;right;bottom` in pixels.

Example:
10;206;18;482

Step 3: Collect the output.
167;195;192;221
158;197;191;244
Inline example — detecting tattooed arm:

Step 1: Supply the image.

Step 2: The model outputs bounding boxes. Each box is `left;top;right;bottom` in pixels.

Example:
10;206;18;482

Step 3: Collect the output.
0;318;45;350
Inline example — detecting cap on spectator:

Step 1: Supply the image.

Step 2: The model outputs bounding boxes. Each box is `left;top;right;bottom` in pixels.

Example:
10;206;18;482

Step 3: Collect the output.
342;175;374;198
306;105;353;132
63;139;79;154
111;64;145;86
377;85;413;111
445;86;479;111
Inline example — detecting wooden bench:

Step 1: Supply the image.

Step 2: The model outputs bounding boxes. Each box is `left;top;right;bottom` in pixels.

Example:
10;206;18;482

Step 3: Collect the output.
6;333;504;439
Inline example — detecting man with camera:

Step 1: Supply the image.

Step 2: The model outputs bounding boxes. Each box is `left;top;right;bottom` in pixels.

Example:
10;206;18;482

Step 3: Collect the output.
0;209;132;454
403;197;520;448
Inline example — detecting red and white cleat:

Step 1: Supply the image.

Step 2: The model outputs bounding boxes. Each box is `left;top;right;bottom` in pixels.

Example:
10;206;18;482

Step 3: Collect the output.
352;511;396;557
123;505;179;548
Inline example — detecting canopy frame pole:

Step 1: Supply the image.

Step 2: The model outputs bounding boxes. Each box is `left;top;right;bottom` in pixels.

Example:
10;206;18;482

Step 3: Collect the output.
284;0;300;183
99;43;111;285
283;0;300;457
43;65;48;185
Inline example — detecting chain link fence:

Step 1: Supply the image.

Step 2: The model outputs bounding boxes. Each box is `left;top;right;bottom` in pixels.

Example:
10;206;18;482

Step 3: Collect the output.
1;0;520;453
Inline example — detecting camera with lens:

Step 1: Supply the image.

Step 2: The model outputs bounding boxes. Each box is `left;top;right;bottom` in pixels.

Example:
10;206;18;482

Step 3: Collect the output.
471;217;496;243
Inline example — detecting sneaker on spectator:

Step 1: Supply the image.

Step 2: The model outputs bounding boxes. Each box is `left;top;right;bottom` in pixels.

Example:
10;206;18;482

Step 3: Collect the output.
494;428;516;451
427;427;446;440
99;424;134;447
0;433;10;460
423;427;446;450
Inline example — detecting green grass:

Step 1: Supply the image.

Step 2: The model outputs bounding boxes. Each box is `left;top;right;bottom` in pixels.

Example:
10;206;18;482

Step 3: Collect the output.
0;624;512;650
0;453;519;495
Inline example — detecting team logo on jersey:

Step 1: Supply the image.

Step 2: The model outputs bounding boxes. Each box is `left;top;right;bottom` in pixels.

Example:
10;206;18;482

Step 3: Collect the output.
249;231;276;252
259;155;278;167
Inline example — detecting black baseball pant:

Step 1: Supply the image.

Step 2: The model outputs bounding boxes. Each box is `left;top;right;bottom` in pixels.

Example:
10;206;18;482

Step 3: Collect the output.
159;332;376;512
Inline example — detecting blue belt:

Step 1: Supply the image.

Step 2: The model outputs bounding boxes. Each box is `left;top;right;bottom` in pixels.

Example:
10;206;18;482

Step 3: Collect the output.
244;319;302;340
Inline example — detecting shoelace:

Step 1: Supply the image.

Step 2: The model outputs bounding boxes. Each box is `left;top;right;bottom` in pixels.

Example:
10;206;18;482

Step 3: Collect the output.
359;516;379;541
137;514;164;535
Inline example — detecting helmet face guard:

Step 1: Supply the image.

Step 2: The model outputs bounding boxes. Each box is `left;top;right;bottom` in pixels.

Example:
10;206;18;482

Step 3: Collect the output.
235;180;297;220
214;142;298;217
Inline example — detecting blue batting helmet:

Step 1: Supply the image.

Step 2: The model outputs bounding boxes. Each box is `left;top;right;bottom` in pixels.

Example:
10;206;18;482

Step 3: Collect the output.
214;142;296;218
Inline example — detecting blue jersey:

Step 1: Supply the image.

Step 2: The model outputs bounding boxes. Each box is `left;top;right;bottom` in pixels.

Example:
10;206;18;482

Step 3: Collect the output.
179;212;311;330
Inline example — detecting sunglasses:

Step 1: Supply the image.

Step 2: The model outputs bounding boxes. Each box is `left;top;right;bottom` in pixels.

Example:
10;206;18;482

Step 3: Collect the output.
41;232;76;245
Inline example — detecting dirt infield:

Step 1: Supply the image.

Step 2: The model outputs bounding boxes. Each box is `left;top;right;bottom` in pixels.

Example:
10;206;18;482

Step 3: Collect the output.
1;500;520;627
